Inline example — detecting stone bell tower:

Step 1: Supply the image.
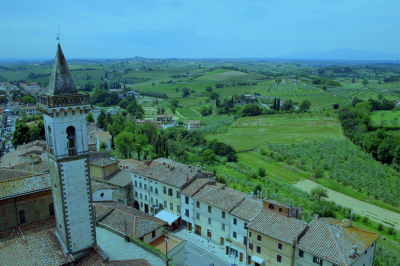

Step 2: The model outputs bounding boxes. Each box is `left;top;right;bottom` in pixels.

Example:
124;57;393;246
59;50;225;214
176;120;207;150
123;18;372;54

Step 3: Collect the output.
36;44;95;255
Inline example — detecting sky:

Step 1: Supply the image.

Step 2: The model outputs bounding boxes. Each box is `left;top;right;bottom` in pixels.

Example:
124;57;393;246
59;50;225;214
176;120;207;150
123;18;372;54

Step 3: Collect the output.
1;0;400;59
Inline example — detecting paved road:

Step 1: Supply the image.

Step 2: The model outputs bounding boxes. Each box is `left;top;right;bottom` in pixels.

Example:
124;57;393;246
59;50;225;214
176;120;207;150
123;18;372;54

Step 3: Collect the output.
185;243;230;266
294;179;400;230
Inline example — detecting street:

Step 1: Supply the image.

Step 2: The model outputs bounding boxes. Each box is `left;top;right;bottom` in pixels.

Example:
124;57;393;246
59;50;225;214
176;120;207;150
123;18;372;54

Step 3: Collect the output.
185;243;230;266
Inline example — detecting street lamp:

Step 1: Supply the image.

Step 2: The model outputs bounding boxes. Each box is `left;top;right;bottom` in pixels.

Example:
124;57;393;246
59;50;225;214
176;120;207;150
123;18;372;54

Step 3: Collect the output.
165;238;169;266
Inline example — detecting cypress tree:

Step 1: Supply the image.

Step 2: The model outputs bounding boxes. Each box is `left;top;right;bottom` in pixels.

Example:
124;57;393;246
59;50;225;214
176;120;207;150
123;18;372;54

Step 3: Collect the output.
273;98;276;110
277;98;280;111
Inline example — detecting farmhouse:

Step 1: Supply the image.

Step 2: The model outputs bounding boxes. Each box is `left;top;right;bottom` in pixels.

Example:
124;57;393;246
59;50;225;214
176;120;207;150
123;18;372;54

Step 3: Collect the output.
156;114;173;123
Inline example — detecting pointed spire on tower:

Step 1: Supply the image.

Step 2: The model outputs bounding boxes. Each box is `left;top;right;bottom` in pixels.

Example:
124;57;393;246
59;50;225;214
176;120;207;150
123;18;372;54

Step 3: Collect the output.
48;44;78;95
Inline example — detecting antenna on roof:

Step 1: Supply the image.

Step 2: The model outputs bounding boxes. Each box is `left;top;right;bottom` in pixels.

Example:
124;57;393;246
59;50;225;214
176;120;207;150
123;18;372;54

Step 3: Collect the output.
56;25;60;44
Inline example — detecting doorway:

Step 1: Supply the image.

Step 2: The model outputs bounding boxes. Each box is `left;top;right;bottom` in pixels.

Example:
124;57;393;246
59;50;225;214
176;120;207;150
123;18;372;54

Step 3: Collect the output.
188;222;192;231
145;204;149;213
207;230;212;239
133;201;139;209
195;224;202;235
240;252;243;262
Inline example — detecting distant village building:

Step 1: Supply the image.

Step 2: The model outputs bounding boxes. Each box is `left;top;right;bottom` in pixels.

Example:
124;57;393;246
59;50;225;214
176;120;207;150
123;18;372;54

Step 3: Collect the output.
126;90;141;98
188;120;200;129
156;115;173;123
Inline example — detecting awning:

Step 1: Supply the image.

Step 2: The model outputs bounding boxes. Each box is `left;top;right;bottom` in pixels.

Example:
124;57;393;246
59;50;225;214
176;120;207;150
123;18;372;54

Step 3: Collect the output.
251;255;264;264
154;210;180;225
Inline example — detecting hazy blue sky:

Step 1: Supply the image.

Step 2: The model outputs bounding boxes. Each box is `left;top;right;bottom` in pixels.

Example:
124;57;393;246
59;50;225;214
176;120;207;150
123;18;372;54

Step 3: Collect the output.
1;0;399;59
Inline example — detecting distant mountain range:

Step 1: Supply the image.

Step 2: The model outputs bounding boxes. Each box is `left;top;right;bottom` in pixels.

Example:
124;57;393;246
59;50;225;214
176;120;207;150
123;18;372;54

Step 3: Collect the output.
278;49;400;61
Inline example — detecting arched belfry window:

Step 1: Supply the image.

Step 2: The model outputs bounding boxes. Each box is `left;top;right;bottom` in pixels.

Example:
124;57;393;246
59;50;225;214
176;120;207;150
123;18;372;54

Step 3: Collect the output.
67;126;77;156
19;210;26;224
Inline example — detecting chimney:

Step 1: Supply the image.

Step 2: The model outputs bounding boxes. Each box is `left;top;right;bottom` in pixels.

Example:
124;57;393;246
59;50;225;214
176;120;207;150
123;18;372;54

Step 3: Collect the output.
250;188;254;197
260;190;264;199
257;190;260;199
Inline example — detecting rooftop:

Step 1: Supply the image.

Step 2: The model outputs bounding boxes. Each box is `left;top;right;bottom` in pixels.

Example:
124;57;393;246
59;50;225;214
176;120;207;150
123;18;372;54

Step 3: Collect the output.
0;173;51;199
181;178;210;197
194;185;247;211
92;169;132;187
118;159;141;171
48;44;78;95
94;201;166;239
92;182;116;193
296;217;381;265
91;158;119;167
248;209;308;245
230;197;263;221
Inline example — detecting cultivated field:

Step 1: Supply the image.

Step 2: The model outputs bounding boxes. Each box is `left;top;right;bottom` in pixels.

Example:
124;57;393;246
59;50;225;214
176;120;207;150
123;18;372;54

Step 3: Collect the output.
206;115;342;151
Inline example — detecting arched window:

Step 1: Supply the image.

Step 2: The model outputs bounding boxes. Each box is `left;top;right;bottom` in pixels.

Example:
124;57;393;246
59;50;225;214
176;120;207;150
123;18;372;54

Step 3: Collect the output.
269;204;274;210
66;126;76;156
48;126;53;154
18;210;26;224
49;203;55;216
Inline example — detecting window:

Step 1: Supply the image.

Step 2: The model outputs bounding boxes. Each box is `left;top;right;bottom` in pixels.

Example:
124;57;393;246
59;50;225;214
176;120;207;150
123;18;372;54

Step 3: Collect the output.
208;218;212;225
168;188;173;196
257;235;262;241
249;231;252;238
150;186;153;192
269;204;274;210
66;126;76;156
313;256;323;265
249;243;253;250
233;231;237;238
256;246;261;254
134;181;138;187
185;209;189;217
152;230;156;238
144;195;147;201
119;187;123;194
151;197;153;203
177;205;180;213
140;193;143;199
144;184;147;190
277;254;282;263
208;206;212;213
135;191;138;197
139;183;142;189
155;188;158;194
279;208;282;213
49;203;54;216
244;223;248;229
170;203;173;210
118;199;125;204
278;243;283;250
155;199;159;206
233;218;237;225
243;236;247;245
196;201;200;208
163;186;167;194
164;200;167;208
221;223;225;231
222;211;225;219
196;213;200;220
299;250;304;257
176;191;180;198
185;196;189;204
140;202;143;207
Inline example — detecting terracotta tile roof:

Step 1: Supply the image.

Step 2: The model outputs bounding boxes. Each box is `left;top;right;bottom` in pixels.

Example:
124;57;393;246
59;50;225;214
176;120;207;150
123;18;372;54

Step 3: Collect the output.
106;260;152;266
181;178;210;196
0;173;51;199
0;142;46;168
230;197;263;221
90;158;119;167
248;209;308;244
132;159;213;188
8;161;50;173
94;131;112;142
0;169;31;181
263;198;290;208
296;218;380;265
104;169;132;187
76;246;108;266
0;217;74;265
92;182;116;193
94;202;166;239
194;185;247;211
119;159;141;171
86;122;98;134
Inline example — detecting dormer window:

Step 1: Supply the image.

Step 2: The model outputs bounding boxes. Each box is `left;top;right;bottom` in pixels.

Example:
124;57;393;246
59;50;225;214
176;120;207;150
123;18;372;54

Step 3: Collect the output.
66;126;77;156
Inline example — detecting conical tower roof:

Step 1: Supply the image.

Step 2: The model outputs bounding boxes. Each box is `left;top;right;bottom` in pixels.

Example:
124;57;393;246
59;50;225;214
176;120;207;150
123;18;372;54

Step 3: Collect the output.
48;44;78;95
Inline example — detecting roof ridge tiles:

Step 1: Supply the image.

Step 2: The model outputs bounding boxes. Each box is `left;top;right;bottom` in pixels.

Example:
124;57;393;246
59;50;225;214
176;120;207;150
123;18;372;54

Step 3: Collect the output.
326;220;347;265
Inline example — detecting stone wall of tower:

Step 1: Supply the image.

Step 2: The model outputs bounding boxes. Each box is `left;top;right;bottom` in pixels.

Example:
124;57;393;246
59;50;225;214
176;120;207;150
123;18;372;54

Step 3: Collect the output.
60;157;95;252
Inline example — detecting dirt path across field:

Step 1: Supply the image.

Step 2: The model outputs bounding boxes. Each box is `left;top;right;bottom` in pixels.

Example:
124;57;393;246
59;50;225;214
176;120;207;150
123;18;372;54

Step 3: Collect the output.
294;179;400;230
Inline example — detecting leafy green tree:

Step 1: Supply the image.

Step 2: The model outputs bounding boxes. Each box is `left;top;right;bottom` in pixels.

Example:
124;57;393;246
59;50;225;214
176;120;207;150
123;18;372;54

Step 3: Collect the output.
242;104;261;116
21;95;36;104
37;120;45;139
86;113;95;122
202;149;216;163
28;125;41;141
200;106;210;116
209;91;219;100
114;132;135;159
108;121;124;148
182;87;190;97
377;223;384;231
99;141;107;150
362;78;369;87
175;87;179;92
11;121;30;147
258;167;266;177
206;86;213;92
170;99;179;107
310;185;328;202
351;77;356;83
134;134;149;161
300;100;311;111
119;99;129;109
96;110;106;129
